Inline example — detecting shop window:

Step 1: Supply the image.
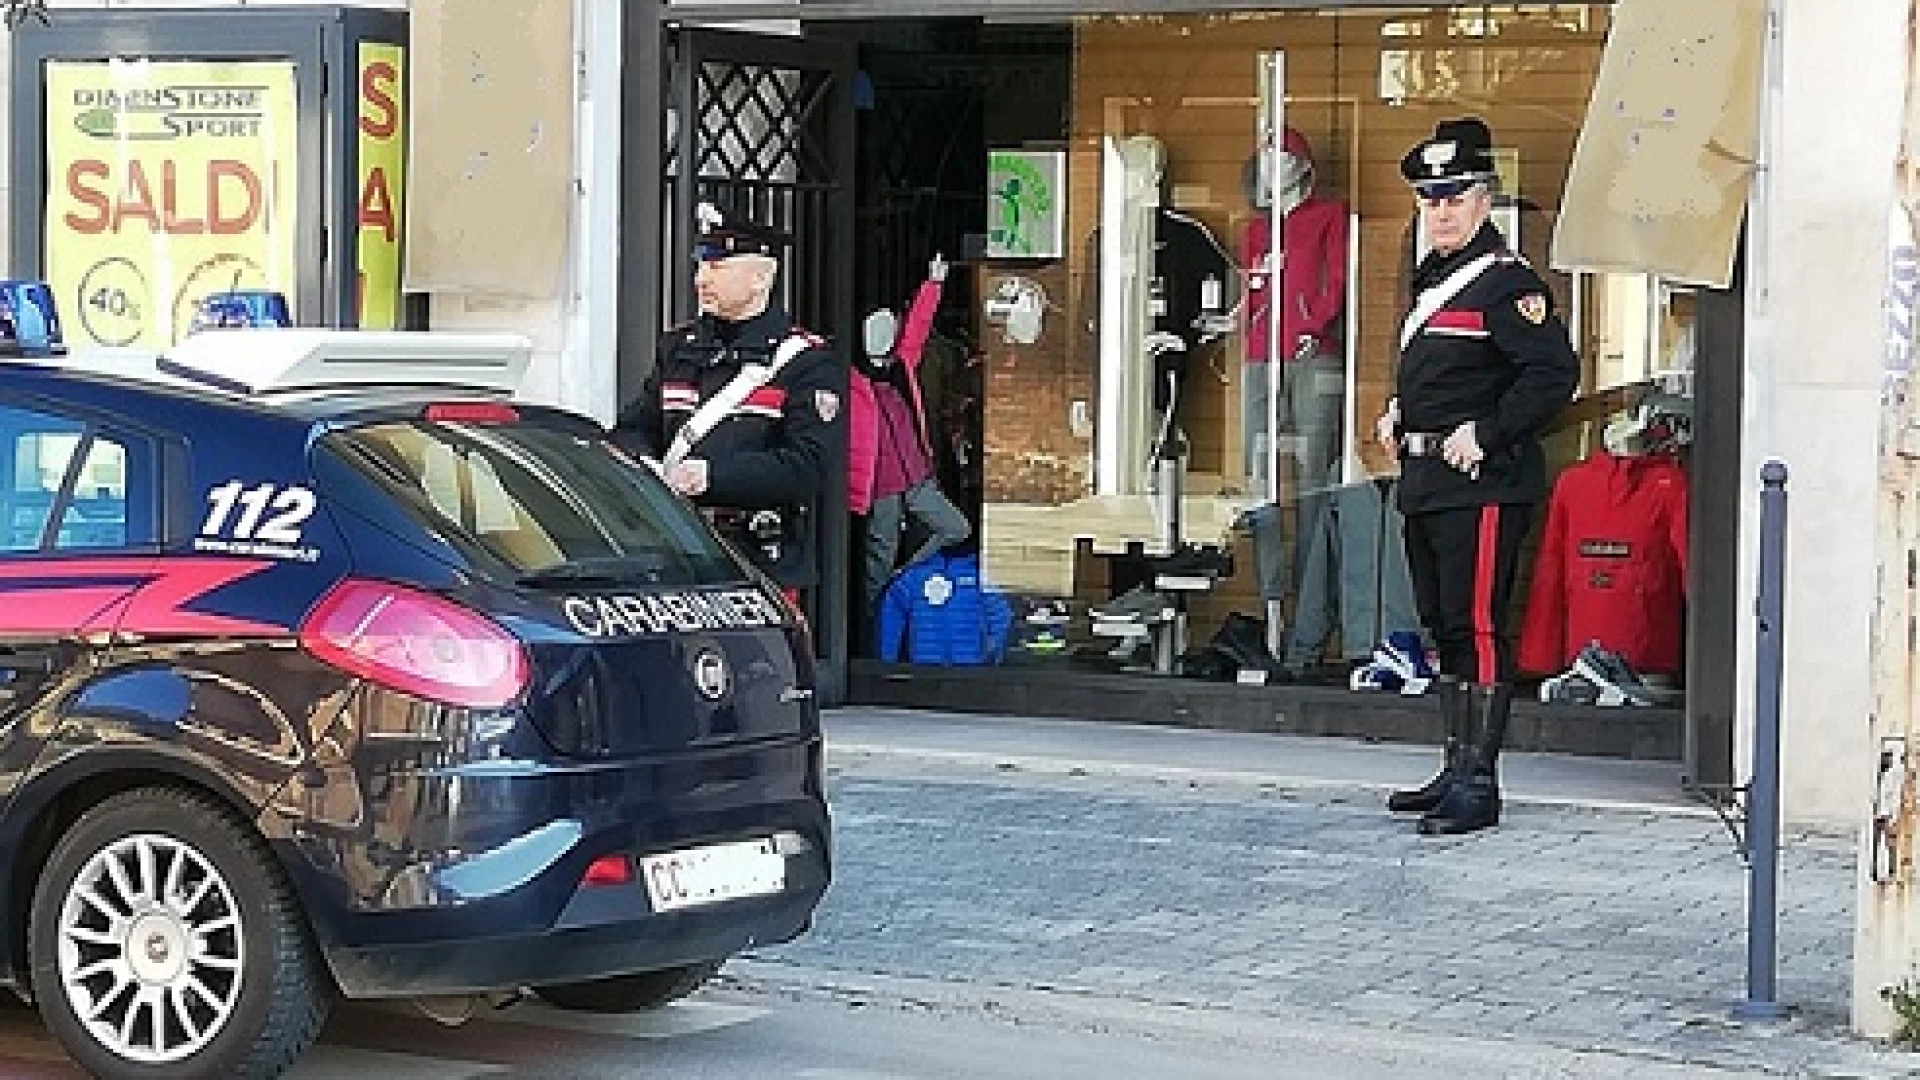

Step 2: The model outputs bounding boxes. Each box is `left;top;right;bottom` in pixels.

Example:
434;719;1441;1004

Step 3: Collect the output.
856;6;1689;714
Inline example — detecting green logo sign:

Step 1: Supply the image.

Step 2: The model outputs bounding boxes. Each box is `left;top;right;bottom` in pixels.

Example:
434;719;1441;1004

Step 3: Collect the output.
988;151;1063;259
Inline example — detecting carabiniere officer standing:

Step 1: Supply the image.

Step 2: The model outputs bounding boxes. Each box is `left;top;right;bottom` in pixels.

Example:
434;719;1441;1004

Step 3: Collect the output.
1375;118;1579;836
614;203;841;600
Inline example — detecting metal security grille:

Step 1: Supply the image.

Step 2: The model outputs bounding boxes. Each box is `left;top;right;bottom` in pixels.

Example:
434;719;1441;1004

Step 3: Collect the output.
853;79;983;317
692;62;835;181
666;31;856;342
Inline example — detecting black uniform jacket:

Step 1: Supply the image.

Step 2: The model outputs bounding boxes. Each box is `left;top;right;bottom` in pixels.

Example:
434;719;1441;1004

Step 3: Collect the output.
613;302;842;508
1394;222;1579;515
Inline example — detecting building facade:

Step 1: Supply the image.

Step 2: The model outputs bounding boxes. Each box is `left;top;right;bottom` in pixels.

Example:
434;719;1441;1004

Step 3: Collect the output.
0;7;1907;1034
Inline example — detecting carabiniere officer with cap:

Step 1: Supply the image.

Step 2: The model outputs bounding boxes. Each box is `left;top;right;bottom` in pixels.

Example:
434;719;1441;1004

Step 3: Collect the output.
614;203;841;595
1374;118;1578;837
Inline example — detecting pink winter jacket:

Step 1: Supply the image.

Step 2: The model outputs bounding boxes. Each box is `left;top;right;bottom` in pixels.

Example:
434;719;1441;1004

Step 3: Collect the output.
849;277;942;515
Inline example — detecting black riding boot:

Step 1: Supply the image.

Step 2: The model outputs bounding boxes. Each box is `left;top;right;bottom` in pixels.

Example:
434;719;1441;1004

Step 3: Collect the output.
1418;683;1512;836
1387;677;1464;813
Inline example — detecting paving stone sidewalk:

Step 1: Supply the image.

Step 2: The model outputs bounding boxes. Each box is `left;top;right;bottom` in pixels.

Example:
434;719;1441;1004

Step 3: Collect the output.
754;724;1911;1078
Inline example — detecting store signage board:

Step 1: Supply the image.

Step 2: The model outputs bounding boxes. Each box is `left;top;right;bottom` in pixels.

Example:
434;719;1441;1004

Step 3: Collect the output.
43;59;300;349
356;43;407;329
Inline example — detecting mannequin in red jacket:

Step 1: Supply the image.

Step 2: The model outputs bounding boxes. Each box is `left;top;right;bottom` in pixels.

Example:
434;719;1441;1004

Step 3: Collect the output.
851;256;972;624
1519;394;1691;678
1241;127;1350;511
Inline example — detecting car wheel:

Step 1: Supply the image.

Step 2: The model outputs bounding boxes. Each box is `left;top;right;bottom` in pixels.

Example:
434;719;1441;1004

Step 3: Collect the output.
534;960;723;1013
28;788;331;1080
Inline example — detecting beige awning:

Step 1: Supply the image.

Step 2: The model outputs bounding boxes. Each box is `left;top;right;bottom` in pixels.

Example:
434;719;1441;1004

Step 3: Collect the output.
403;0;576;298
1549;0;1766;289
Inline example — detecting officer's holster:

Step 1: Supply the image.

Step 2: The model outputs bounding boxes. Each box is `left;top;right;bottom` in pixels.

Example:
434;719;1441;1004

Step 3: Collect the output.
707;503;813;587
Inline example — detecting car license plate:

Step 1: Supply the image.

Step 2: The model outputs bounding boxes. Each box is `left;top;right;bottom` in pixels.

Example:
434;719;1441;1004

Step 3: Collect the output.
642;838;786;913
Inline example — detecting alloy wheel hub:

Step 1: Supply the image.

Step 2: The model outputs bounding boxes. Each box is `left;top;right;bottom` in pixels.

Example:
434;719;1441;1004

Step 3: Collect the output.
56;833;245;1065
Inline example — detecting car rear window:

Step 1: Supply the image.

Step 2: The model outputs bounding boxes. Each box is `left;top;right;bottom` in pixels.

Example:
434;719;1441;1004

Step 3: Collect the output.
329;419;748;586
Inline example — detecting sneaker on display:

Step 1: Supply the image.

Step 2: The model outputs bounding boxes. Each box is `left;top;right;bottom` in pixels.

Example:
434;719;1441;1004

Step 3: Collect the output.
1092;584;1175;623
1155;543;1233;580
1591;644;1660;704
1368;630;1435;696
1025;600;1071;626
1350;660;1404;693
1571;641;1655;708
1539;669;1601;705
1349;662;1428;695
1205;612;1280;675
1023;629;1067;654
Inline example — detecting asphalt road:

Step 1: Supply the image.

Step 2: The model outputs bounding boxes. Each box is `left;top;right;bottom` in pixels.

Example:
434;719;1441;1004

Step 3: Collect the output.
0;711;1905;1079
0;970;1798;1079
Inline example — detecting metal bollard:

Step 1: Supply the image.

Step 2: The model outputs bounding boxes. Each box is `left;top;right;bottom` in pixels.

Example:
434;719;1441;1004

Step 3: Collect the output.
1735;460;1790;1022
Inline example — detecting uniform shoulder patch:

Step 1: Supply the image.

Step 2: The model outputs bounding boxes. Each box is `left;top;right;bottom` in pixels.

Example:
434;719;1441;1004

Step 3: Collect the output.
814;389;841;423
1516;293;1549;325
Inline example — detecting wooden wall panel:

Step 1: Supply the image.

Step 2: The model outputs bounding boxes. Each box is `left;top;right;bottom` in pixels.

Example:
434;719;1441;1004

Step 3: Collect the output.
1056;7;1609;496
979;1;1612;611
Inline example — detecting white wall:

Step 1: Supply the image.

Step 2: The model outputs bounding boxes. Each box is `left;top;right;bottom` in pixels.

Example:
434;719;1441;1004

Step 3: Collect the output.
427;0;621;424
1738;0;1902;831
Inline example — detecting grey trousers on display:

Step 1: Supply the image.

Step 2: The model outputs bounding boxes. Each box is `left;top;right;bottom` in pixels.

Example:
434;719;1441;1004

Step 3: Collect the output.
1241;501;1288;602
1286;351;1346;513
1286;478;1421;667
1242;361;1275;496
864;478;973;617
1241;352;1345;508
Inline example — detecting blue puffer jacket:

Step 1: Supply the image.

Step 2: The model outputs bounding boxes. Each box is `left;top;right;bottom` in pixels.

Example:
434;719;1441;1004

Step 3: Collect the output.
878;553;1012;666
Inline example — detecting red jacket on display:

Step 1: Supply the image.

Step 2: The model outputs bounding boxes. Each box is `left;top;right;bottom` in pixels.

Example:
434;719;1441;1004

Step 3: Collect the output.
848;276;941;515
1241;129;1349;362
1242;200;1349;362
1519;450;1689;676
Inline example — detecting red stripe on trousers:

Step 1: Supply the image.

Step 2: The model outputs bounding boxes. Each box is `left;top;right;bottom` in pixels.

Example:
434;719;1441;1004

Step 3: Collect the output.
1474;505;1500;684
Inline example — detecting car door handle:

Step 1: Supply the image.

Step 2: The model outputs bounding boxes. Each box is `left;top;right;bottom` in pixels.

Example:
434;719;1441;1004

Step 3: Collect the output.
779;687;813;704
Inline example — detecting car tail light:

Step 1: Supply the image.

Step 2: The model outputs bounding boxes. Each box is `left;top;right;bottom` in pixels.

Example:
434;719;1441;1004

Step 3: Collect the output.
424;402;520;423
301;579;529;709
582;855;633;887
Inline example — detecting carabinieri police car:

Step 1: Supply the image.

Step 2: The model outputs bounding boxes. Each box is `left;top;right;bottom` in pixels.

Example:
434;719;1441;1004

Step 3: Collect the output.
0;282;830;1079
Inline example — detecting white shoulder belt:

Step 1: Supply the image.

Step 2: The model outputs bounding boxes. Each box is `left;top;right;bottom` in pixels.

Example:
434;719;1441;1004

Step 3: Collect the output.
664;333;816;469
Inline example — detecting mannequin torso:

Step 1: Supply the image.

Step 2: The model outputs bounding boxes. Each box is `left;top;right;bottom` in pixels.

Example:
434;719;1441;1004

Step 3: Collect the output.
1243;195;1351;363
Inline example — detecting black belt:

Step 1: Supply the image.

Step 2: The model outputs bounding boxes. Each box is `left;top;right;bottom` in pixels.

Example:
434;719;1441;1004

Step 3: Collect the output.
1400;432;1448;458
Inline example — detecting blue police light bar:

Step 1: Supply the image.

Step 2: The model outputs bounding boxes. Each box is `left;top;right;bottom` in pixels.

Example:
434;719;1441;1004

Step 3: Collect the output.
189;290;292;333
0;279;66;358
